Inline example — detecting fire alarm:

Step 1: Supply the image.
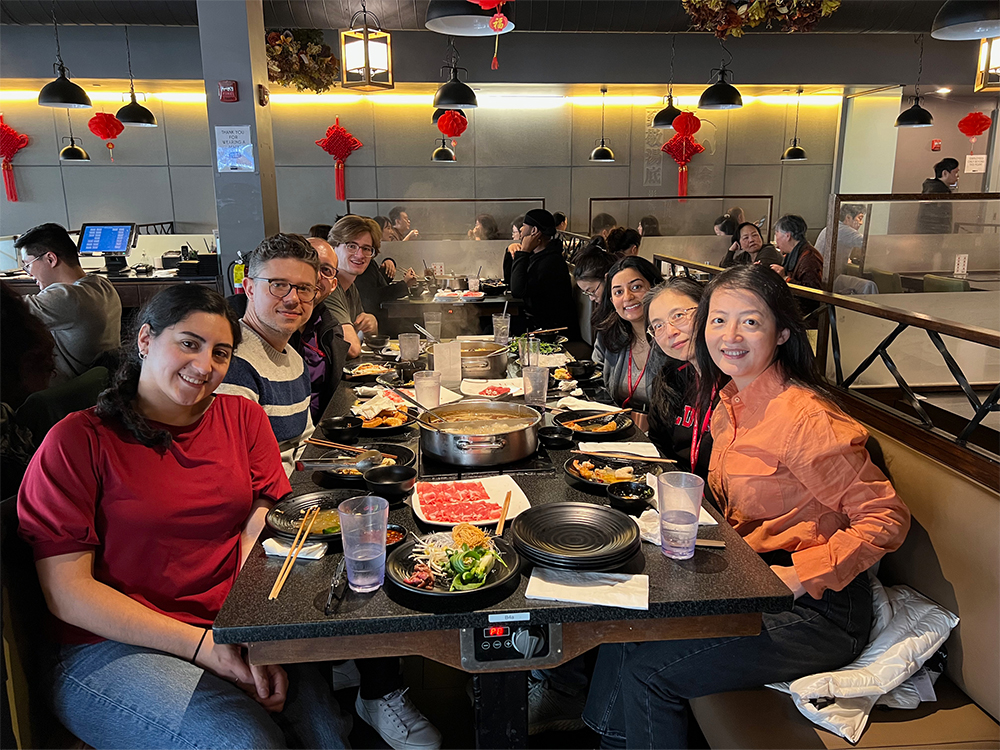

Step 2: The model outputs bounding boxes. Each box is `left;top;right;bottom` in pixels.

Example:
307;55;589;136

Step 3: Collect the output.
931;139;942;152
257;84;270;106
218;81;239;102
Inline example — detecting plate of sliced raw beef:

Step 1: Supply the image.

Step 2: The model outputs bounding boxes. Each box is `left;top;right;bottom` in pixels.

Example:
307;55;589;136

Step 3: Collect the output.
410;475;531;527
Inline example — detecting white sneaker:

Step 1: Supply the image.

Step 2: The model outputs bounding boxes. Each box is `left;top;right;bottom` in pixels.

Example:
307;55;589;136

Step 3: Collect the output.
355;688;443;750
528;676;586;735
332;659;361;690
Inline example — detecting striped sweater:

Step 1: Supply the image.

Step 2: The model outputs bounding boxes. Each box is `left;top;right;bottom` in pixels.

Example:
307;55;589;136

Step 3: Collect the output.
217;320;313;476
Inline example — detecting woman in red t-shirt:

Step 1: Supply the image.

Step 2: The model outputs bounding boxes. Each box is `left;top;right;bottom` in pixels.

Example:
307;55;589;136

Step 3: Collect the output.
18;285;349;749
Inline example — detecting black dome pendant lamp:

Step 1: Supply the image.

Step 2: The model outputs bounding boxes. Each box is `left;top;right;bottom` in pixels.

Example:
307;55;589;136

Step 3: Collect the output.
431;138;456;161
931;0;1000;40
896;35;934;128
59;111;91;161
116;27;157;127
781;87;808;162
653;36;682;129
38;3;92;109
433;38;478;109
589;86;615;162
699;41;743;110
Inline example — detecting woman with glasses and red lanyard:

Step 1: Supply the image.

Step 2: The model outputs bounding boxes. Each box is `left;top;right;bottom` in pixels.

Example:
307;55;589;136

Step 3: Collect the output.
591;257;665;429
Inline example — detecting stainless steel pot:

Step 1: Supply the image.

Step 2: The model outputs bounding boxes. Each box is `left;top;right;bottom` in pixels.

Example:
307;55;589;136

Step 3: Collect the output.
428;341;509;380
439;274;469;291
419;400;541;467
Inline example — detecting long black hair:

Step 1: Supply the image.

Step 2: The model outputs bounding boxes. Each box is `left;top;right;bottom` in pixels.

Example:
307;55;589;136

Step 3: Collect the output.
693;264;822;414
96;285;242;450
594;256;663;352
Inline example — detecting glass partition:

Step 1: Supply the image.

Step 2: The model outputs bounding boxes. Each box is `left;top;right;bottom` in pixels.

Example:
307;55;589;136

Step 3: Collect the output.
345;198;545;242
588;195;774;240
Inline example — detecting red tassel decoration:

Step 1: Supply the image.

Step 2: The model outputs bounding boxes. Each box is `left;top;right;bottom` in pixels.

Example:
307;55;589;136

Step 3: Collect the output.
661;112;705;201
316;117;363;201
0;115;30;202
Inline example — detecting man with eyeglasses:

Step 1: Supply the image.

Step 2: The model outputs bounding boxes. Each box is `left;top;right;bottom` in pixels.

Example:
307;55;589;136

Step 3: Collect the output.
217;233;321;476
325;216;382;359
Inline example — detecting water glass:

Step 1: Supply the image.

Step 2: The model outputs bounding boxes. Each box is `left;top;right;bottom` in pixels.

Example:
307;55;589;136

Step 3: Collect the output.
492;314;511;346
423;311;443;340
518;337;541;366
413;370;442;408
468;277;480;292
337;495;389;593
656;472;704;560
522;366;549;408
398;333;421;362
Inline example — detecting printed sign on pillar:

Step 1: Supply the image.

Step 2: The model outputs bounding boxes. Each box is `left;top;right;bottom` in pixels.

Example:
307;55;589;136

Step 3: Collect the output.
215;125;255;172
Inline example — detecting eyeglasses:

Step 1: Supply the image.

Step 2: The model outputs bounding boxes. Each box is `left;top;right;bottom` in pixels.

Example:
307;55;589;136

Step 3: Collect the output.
343;241;376;258
20;255;43;273
251;278;319;303
647;307;697;337
319;264;338;279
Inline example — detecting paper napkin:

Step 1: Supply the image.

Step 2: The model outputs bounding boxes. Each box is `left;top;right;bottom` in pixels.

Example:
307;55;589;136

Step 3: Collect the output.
525;568;649;610
555;396;620;413
262;537;327;559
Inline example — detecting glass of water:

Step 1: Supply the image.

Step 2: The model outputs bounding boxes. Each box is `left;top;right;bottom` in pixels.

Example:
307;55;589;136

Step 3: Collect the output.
656;472;703;560
398;333;421;362
413;370;442;408
522;366;549;408
519;337;541;366
492;314;511;346
423;311;443;340
338;495;389;593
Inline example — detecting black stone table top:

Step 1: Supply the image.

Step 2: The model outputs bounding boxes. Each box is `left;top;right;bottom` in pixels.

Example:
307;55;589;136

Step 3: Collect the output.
213;386;792;644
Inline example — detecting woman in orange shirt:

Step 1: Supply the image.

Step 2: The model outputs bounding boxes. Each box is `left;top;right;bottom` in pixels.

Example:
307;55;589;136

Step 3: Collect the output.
583;264;910;749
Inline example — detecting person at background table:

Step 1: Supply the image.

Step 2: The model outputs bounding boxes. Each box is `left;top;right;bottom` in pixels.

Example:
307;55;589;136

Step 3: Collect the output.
583;264;910;749
815;203;865;265
573;248;615;326
17;285;351;750
503;214;525;285
591;212;618;242
592;257;665;416
645;277;723;479
554;212;568;233
383;206;419;242
324;216;382;359
607;227;642;257
511;209;578;336
713;206;745;238
13;222;122;385
917;157;959;235
771;214;824;290
720;222;783;269
638;215;660;237
469;213;502;240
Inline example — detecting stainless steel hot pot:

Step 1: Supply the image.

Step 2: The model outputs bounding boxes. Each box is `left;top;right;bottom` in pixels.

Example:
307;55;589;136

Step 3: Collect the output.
427;341;509;380
419;400;541;467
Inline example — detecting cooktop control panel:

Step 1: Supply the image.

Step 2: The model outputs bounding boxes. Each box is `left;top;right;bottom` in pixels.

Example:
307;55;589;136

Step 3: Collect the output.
460;622;563;671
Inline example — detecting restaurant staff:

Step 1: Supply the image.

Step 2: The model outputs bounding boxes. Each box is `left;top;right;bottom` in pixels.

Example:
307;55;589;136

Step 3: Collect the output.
510;209;578;336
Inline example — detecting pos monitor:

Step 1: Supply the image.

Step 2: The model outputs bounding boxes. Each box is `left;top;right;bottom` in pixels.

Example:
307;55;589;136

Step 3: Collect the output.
77;222;137;276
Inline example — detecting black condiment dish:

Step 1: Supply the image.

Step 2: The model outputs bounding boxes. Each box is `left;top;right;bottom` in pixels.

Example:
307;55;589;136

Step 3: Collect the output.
364;465;418;501
538;425;574;450
567;359;596;380
606;481;655;516
366;335;390;350
320;416;363;442
386;523;407;551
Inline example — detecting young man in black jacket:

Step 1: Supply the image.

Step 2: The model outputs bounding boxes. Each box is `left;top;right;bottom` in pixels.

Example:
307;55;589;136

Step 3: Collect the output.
510;209;579;338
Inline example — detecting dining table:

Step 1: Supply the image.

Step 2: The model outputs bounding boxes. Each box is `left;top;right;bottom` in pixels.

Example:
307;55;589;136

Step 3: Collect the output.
379;294;523;338
213;382;793;748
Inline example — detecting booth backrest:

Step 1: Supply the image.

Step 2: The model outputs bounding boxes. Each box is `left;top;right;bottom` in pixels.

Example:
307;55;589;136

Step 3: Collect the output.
866;426;999;720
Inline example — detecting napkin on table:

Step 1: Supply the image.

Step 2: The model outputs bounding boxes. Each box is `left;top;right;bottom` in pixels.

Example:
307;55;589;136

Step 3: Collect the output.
525;568;649;610
555;396;620;413
636;507;718;546
578;441;662;458
643;475;718;527
262;537;327;559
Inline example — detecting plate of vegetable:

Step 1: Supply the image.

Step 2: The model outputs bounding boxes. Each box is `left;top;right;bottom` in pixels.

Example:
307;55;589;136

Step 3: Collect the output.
511;334;564;355
266;491;343;543
386;523;520;596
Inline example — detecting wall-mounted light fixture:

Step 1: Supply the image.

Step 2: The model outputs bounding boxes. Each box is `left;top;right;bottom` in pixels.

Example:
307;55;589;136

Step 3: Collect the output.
589;86;615;162
781;87;808;161
59;111;90;161
116;27;157;126
699;41;742;110
433;38;477;109
341;0;394;91
38;4;92;108
975;37;1000;91
653;36;682;129
896;35;934;127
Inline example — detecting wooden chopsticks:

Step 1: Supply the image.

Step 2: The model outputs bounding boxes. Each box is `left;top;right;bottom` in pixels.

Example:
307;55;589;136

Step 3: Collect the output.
528;326;568;336
570;449;677;465
495;490;513;536
562;408;630;428
268;506;320;600
305;438;366;453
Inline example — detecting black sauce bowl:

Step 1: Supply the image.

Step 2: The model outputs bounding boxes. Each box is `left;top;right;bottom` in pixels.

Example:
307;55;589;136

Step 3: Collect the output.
386;523;408;551
366;335;390;350
364;465;418;501
567;359;596;380
606;481;655;516
538;425;574;450
319;416;363;442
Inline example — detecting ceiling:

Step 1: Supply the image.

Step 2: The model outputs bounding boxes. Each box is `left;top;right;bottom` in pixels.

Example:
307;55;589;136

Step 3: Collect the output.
0;0;950;33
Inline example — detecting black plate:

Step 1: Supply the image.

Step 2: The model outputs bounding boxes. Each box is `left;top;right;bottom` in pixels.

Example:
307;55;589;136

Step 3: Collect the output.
315;443;416;486
359;410;417;435
385;537;521;597
511;503;640;570
266;491;345;543
344;364;398;383
563;456;664;488
553;409;633;440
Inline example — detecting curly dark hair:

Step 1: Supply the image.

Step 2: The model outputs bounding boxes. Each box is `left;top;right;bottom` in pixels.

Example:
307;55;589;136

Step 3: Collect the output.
594;256;663;352
96;285;242;450
606;227;642;256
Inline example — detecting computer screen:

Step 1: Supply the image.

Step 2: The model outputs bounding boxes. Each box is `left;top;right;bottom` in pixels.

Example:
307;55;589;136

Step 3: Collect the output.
77;223;137;256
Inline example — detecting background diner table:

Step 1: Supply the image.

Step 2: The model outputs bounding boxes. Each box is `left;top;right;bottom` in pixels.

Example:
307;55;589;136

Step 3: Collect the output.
214;381;792;748
379;294;522;338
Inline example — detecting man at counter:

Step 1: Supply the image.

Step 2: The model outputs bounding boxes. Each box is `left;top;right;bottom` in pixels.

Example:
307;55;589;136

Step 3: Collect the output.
383;206;419;242
511;209;578;335
917;158;959;234
14;223;122;385
325;215;381;359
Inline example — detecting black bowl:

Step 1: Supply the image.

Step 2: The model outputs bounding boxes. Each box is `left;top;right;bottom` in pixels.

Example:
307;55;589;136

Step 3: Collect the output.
366;335;389;349
606;481;655;516
409;283;426;298
538;425;574;450
364;465;418;499
319;416;363;442
386;523;408;551
567;359;596;380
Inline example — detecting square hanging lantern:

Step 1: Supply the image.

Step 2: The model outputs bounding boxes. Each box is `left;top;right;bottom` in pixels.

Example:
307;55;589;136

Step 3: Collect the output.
974;37;1000;92
341;24;393;91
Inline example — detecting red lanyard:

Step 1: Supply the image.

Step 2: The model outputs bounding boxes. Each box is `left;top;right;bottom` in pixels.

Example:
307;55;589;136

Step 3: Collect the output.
302;340;325;359
689;384;717;472
623;345;649;407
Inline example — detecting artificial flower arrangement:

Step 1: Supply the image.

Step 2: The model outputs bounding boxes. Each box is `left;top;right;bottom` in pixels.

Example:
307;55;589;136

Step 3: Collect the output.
266;29;340;93
682;0;841;38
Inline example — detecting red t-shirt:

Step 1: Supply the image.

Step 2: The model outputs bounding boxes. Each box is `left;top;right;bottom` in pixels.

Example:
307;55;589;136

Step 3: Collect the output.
17;394;291;643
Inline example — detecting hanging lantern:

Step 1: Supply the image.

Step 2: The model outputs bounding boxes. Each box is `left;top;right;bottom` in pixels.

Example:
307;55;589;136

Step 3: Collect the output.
0;115;30;202
88;113;125;161
437;109;468;138
341;0;394;91
316;116;363;200
661;112;705;199
958;111;993;153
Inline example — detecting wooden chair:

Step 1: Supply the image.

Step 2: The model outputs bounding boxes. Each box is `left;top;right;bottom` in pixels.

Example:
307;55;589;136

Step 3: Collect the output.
923;274;971;293
868;268;904;295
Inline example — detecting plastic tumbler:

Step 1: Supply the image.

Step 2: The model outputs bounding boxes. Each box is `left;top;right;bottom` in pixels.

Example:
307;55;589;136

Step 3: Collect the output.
398;333;421;362
468;277;480;292
413;370;442;408
337;495;389;593
656;472;703;560
492;314;511;346
423;311;443;340
522;366;549;408
519;337;541;366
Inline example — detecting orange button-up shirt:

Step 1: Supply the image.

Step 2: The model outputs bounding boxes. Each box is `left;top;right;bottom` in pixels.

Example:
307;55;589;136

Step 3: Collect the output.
708;365;910;598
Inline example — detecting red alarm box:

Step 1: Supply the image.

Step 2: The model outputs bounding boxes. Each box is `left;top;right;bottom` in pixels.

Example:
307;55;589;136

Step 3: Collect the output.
219;81;239;102
931;139;942;152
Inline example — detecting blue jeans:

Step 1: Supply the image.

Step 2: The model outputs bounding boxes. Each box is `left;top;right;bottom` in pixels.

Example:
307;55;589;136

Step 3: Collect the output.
583;571;871;749
50;640;352;749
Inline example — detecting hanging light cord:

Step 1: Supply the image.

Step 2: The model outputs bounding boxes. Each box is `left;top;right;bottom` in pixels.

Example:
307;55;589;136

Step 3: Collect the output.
914;34;924;99
50;0;67;74
601;85;608;141
125;26;136;96
793;86;802;140
711;38;734;83
667;35;676;98
65;109;74;141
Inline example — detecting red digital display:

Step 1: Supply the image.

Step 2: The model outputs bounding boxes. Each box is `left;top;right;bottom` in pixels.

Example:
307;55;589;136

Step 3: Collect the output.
485;626;509;638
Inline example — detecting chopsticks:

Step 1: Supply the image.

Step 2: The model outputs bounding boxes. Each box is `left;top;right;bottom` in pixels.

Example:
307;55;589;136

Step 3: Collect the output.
571;450;677;464
528;326;568;336
562;408;630;427
305;438;367;453
268;506;320;600
495;490;512;536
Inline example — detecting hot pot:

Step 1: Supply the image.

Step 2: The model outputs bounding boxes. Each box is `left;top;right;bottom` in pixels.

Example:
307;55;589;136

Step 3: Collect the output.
419;400;541;467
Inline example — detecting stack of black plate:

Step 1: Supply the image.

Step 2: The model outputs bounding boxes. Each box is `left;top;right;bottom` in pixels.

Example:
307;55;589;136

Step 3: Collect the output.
511;503;641;571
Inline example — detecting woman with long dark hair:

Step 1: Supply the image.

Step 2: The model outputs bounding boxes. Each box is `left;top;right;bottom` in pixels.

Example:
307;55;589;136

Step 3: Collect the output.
584;265;910;748
502;214;526;284
18;285;350;750
572;248;615;325
592;256;664;410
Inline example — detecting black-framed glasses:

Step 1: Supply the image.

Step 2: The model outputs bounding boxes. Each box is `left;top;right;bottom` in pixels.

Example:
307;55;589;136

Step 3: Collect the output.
251;278;319;303
343;241;376;258
647;307;697;337
319;264;338;280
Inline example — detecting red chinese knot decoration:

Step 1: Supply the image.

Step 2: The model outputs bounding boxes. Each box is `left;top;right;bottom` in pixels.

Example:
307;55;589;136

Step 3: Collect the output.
467;0;510;69
315;117;363;201
437;110;468;139
0;115;30;202
958;111;992;154
661;112;705;197
88;113;125;162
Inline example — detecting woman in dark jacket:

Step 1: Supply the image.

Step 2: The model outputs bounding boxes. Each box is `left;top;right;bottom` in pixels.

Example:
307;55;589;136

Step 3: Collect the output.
719;222;783;269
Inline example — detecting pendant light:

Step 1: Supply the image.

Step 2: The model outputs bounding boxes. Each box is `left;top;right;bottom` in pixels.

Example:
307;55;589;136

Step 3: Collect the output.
341;0;394;91
37;3;92;109
116;27;157;127
433;38;478;109
431;138;456;162
59;111;90;161
931;0;1000;40
425;0;514;36
896;35;934;127
589;86;615;162
699;41;742;110
781;87;808;161
653;36;682;129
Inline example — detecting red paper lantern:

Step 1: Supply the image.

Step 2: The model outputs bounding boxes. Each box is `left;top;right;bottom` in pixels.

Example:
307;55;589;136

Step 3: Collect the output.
315;117;363;201
958;111;991;138
437;110;468;139
88;113;125;162
0;115;30;202
467;0;505;9
661;112;705;198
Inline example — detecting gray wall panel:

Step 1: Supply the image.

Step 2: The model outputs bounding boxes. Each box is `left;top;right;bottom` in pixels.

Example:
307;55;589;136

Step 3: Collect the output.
374;166;476;200
272;100;377;167
571;103;631;167
726;102;787;166
476;108;569;167
276;166;377;233
62;166;174;228
572;166;631;232
0;167;69;232
162;100;212;166
1;102;59;166
169;166;217;233
779;164;836;230
474;167;570;210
